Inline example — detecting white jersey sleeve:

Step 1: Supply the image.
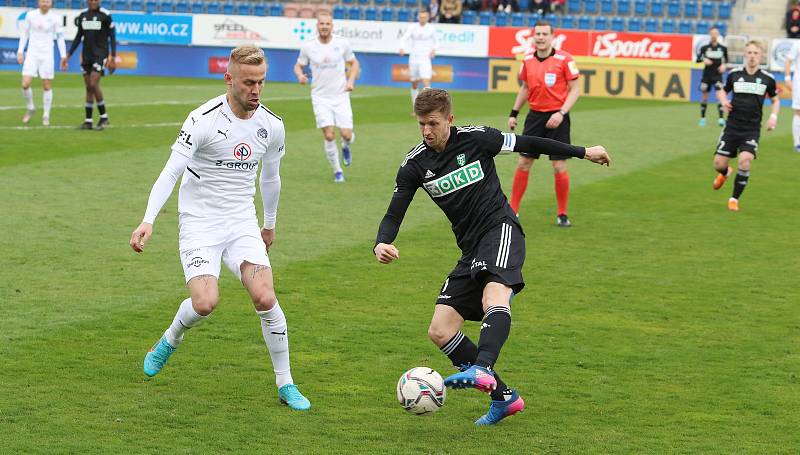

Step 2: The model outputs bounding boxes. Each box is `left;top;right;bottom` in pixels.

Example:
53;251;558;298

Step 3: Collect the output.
56;20;66;59
297;44;309;66
142;151;190;224
342;38;356;62
17;13;30;54
259;121;285;230
400;24;413;52
171;109;209;159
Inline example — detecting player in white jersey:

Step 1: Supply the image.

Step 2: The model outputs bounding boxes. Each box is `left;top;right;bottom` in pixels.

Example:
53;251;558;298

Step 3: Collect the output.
399;10;436;113
783;40;800;152
293;11;360;182
16;0;66;126
129;46;311;411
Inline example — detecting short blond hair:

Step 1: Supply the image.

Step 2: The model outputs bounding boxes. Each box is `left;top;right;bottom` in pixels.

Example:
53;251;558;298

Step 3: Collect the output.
744;40;764;52
229;45;265;66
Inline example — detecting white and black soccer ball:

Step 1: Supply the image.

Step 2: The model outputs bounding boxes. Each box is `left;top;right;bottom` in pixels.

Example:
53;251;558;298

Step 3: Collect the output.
396;367;446;415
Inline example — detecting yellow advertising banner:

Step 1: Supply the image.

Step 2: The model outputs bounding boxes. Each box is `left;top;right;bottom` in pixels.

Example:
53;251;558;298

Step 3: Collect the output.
488;58;692;102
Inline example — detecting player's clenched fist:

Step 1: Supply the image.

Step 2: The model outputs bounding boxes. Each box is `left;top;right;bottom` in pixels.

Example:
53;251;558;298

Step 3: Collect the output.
130;222;153;253
583;145;611;166
374;243;399;264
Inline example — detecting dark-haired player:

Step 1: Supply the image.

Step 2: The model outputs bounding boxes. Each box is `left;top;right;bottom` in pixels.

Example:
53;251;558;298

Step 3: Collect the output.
696;26;729;127
374;88;610;425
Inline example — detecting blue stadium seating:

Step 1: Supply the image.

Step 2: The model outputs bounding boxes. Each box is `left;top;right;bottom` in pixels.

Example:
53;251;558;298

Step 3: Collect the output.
55;0;67;8
222;2;234;14
683;1;698;18
237;2;250;14
600;0;613;14
158;0;173;12
611;16;624;31
380;7;393;20
617;0;630;15
594;15;608;30
175;0;188;13
111;0;129;10
358;0;370;6
667;0;680;18
511;12;525;27
206;1;219;13
718;2;731;20
678;19;693;34
478;10;492;25
342;0;354;4
348;6;362;19
627;17;641;31
365;6;377;20
269;2;283;16
715;21;727;35
397;7;411;21
645;17;658;32
189;1;203;12
661;18;675;33
69;0;82;9
374;0;386;5
518;0;529;10
462;10;477;24
253;3;266;15
634;0;646;16
495;12;508;26
650;0;664;16
700;2;714;19
404;0;417;7
527;12;542;26
390;0;401;6
547;13;560;27
584;0;597;14
333;5;346;19
567;0;581;14
561;14;575;29
145;0;156;13
578;15;591;29
696;19;710;33
130;0;144;11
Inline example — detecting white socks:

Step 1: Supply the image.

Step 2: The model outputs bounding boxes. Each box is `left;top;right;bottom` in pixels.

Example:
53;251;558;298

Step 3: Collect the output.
793;114;800;149
410;87;419;107
42;90;53;118
163;298;206;348
324;139;342;173
342;131;355;148
257;303;293;388
23;87;34;110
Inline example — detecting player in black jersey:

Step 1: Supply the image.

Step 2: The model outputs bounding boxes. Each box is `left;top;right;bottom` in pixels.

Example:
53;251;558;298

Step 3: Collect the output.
373;89;610;425
696;26;729;127
712;41;779;212
62;0;116;130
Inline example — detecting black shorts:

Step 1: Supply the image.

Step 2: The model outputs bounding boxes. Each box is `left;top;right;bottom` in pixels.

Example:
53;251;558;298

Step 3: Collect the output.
699;76;724;93
521;110;572;160
81;57;106;75
435;219;525;321
716;127;760;158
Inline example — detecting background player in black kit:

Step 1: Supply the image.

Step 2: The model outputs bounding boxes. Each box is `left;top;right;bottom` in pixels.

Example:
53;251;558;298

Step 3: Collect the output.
373;89;610;425
712;41;779;212
696;26;729;127
62;0;116;130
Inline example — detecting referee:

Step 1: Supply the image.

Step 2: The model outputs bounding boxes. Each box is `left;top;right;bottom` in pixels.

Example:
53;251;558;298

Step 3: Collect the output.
507;20;580;227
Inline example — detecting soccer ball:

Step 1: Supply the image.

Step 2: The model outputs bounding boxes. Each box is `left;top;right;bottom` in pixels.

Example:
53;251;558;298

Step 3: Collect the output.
396;367;446;415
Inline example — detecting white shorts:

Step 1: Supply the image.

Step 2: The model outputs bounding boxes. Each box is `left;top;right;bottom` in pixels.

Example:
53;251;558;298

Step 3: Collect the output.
409;59;433;81
179;234;270;283
22;53;55;79
793;77;800;109
312;95;353;129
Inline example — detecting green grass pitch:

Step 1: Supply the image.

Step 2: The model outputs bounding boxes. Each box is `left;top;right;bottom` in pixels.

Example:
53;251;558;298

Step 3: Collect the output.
0;72;798;454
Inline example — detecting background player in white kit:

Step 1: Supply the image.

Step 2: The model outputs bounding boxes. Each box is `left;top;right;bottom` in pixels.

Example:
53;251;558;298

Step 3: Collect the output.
293;12;360;183
16;0;66;126
399;10;436;113
783;41;800;152
129;46;311;411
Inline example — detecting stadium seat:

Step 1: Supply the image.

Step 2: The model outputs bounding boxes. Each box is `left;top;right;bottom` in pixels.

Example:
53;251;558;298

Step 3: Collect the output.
253;3;266;15
667;0;680;18
661;18;675;33
518;0;529;10
55;0;67;8
130;0;144;11
611;16;624;31
405;0;417;7
616;0;630;15
478;10;492;25
715;21;727;35
206;1;220;14
380;7;394;20
683;1;697;18
348;6;362;19
600;0;613;14
561;14;575;29
365;6;377;20
584;0;598;14
678;19;693;34
332;5;346;18
189;1;203;12
718;2;731;20
158;0;174;12
397;7;412;21
69;0;82;8
269;2;283;15
390;0;402;6
222;2;234;14
644;17;658;32
358;0;370;6
495;11;508;26
174;0;188;12
578;15;590;29
566;0;580;14
594;15;609;30
24;0;35;6
111;0;129;10
547;13;560;27
650;0;663;16
511;12;524;27
527;12;542;26
627;17;641;31
342;0;354;4
696;19;710;33
634;0;646;16
461;9;477;24
374;0;386;5
700;2;714;19
145;0;156;13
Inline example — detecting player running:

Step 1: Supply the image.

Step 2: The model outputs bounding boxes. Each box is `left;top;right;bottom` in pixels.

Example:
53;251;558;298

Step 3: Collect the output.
129;46;311;411
16;0;66;126
712;41;778;212
61;0;116;130
507;20;581;227
293;12;360;182
696;26;729;127
399;10;436;113
373;89;610;425
782;38;800;152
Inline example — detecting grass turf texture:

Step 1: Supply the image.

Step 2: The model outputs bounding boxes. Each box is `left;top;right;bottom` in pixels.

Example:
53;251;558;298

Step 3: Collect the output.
0;72;798;454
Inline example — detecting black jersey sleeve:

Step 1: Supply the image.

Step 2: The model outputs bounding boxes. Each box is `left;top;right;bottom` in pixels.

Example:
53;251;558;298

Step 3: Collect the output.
722;45;729;64
514;134;586;158
375;163;421;246
766;76;777;98
107;15;116;56
468;126;506;157
696;44;707;63
724;71;734;92
68;14;84;56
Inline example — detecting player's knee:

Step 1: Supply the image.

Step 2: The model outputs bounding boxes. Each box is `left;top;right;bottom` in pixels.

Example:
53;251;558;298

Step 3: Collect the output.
323;130;335;141
427;324;451;347
191;295;218;316
516;157;533;171
252;291;277;312
552;161;567;173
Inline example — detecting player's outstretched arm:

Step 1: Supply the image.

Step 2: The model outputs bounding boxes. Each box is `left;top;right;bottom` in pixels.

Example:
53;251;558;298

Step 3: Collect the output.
512;134;611;166
374;243;400;264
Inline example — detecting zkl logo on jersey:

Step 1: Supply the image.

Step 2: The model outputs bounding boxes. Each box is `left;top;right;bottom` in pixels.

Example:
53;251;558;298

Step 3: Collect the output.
233;143;252;160
423;161;484;198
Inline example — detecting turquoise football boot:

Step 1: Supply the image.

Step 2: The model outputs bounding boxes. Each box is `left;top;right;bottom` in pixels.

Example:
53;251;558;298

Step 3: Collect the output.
143;336;176;377
279;384;311;411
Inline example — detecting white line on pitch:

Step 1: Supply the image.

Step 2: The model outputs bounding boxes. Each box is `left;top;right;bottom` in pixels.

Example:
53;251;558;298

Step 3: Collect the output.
0;122;181;130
